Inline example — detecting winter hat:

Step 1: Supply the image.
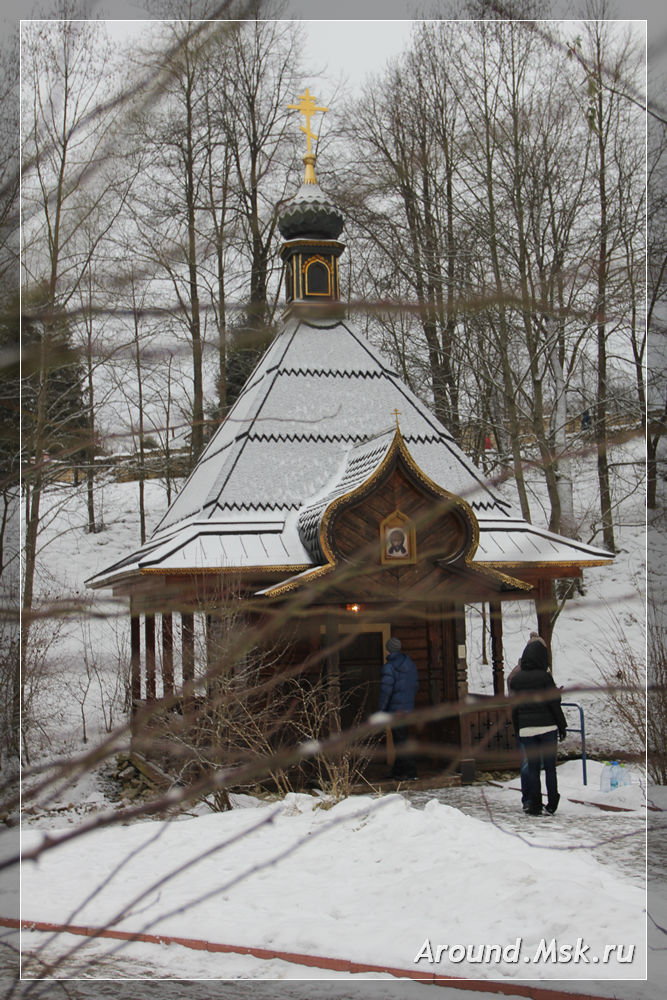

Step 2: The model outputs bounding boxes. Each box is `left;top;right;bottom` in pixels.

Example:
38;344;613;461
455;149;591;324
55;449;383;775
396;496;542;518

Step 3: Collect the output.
386;637;402;653
529;631;548;647
521;640;549;671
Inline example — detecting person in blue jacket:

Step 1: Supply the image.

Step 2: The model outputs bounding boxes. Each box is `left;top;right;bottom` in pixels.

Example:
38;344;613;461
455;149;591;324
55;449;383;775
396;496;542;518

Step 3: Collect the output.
378;637;419;780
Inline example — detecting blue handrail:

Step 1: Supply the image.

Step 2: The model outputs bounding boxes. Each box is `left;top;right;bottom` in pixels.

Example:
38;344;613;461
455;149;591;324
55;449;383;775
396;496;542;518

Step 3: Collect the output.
561;701;587;786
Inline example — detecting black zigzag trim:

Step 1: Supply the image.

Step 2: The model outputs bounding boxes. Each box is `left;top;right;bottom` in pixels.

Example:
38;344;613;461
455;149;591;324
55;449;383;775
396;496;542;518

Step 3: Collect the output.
276;367;385;379
215;501;300;513
246;432;366;445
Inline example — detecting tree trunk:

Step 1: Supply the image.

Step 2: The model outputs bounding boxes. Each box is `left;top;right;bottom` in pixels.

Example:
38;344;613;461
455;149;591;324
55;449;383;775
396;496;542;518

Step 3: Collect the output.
550;336;577;538
594;79;615;553
184;75;204;462
479;58;532;523
85;276;97;534
132;282;146;546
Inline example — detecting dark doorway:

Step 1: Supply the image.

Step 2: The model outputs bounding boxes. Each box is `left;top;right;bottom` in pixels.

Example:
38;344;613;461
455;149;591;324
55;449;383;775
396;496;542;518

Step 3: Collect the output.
338;631;384;730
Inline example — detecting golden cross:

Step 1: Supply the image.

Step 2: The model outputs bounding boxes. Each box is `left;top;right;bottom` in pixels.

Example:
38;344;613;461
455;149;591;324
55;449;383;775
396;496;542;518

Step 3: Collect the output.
392;408;401;430
287;88;328;154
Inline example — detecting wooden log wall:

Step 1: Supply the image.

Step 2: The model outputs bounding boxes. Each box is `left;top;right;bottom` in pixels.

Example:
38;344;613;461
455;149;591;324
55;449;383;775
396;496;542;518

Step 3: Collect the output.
390;616;461;755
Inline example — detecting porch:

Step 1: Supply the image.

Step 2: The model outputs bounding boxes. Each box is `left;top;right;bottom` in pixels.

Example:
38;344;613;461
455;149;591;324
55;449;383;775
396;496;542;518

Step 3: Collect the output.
125;595;523;783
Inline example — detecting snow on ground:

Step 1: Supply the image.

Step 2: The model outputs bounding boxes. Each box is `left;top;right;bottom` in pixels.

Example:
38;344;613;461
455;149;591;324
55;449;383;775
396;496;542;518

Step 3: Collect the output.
19;934;442;987
501;758;648;812
17;788;646;983
10;432;661;992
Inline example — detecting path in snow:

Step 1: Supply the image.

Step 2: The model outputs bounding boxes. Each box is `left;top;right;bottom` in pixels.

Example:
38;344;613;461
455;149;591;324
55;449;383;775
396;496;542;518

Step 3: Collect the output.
405;785;647;886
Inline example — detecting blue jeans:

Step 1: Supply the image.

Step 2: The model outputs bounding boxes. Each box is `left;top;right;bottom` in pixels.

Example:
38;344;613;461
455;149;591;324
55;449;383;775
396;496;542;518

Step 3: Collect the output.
518;731;558;811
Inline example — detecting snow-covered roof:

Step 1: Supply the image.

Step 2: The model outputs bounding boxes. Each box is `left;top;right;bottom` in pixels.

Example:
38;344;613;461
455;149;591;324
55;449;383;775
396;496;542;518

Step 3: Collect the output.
476;520;612;567
87;315;612;590
156;316;513;527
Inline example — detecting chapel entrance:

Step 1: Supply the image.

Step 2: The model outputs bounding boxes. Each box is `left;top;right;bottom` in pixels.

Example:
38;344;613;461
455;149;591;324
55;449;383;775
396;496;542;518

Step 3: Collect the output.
338;630;384;730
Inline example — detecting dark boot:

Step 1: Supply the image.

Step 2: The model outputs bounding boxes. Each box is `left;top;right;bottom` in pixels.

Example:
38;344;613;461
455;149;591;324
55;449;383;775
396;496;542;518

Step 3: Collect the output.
545;793;560;815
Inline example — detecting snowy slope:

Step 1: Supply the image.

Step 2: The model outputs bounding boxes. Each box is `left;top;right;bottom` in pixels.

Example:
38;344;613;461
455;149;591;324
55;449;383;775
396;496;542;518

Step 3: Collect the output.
18;791;646;983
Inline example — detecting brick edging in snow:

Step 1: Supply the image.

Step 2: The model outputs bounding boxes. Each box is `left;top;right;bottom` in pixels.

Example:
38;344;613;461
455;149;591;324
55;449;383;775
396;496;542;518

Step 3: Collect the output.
3;916;615;999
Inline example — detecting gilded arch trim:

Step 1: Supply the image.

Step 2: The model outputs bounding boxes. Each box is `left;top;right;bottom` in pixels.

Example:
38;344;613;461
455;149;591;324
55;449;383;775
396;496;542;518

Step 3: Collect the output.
319;428;480;568
302;255;332;296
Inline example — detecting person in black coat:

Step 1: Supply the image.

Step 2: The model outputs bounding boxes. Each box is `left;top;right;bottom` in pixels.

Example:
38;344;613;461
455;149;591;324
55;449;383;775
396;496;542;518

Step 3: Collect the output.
378;637;419;780
509;638;567;816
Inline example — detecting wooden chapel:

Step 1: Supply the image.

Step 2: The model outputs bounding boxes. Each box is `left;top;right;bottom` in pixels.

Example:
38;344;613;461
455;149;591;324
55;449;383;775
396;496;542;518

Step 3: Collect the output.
87;92;613;781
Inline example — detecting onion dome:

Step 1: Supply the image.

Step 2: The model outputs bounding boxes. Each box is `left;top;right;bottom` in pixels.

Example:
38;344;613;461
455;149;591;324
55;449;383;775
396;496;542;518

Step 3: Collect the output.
278;153;344;241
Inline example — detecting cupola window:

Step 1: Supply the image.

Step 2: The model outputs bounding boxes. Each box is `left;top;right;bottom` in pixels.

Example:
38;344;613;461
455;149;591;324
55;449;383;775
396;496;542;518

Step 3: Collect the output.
304;257;331;296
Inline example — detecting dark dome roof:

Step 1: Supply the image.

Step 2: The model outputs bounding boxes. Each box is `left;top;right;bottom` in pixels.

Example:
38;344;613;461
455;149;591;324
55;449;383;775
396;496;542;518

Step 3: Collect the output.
278;182;344;241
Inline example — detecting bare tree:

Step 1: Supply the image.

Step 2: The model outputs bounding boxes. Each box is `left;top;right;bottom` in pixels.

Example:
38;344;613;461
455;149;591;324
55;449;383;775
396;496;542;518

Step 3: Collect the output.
340;25;466;439
0;22;22;763
647;117;667;511
571;14;645;551
20;18;133;760
343;16;644;552
128;20;215;465
211;16;302;403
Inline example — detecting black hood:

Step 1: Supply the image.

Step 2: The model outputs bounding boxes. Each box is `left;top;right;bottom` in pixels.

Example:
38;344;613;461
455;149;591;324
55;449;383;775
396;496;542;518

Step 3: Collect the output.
520;640;549;671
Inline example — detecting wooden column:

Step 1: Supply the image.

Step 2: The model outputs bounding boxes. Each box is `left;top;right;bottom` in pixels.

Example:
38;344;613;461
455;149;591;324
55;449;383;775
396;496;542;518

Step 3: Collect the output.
130;603;141;708
206;612;223;695
205;613;213;697
182;611;195;716
453;603;471;753
453;604;468;699
489;602;505;695
145;614;156;701
162;612;174;697
535;579;555;665
324;612;341;735
426;614;443;705
441;601;458;702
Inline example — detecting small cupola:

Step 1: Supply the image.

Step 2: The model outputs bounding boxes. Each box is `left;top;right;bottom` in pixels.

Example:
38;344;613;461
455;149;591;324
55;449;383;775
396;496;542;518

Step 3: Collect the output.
278;90;345;314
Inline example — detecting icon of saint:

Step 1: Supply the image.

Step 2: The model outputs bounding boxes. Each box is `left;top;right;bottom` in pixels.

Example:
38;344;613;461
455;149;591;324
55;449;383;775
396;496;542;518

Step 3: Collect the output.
387;527;408;557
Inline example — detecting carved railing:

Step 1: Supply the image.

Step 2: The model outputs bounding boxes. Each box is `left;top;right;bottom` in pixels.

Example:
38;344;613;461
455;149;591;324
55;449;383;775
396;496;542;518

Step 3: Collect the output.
464;694;516;759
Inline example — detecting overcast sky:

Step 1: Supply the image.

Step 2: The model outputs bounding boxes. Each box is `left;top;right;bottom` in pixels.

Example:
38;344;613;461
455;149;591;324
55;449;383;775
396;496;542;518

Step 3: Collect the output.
4;0;667;62
4;1;666;109
302;19;411;96
3;1;665;146
8;6;662;102
95;16;411;98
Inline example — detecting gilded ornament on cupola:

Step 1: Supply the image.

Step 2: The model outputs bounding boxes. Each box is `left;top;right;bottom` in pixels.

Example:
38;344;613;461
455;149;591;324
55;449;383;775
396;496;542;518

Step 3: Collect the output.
278;89;345;314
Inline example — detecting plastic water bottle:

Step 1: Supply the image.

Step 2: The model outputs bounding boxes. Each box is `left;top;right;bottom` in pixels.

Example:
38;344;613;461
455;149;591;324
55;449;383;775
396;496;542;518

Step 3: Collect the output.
619;762;632;786
600;761;623;792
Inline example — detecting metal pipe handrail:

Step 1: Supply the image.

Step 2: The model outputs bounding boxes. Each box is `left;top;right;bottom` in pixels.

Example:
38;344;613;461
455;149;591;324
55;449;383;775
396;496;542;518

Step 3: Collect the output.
561;701;587;786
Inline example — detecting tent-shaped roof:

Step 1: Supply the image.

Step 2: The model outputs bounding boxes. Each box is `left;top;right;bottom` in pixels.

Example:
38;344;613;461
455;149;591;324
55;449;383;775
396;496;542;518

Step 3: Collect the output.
87;314;612;591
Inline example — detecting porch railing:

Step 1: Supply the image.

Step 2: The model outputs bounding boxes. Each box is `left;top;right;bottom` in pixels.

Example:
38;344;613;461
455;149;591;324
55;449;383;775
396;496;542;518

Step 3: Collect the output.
464;694;516;761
